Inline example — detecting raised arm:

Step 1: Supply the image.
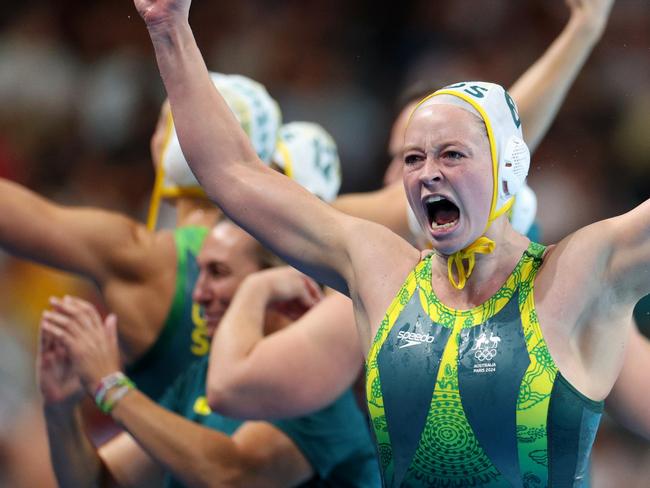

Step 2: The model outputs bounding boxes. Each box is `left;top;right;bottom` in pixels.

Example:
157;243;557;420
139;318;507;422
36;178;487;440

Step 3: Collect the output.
607;199;650;303
134;0;399;293
606;325;650;440
207;267;362;419
331;0;615;239
509;0;615;151
534;198;650;400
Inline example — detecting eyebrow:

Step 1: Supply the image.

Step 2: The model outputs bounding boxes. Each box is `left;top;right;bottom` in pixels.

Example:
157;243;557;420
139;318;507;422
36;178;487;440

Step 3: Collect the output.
402;144;423;153
403;140;469;153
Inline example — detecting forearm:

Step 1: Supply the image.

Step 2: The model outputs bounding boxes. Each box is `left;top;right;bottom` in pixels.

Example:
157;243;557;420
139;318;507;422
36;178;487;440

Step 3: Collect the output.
0;179;153;284
44;405;107;488
145;20;350;290
110;389;244;487
0;180;72;268
207;279;271;411
210;289;363;419
509;12;606;152
148;22;259;188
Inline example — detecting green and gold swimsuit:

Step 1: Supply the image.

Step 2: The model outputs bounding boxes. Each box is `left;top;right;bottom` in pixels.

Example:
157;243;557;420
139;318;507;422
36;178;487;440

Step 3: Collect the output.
366;242;603;487
127;225;209;401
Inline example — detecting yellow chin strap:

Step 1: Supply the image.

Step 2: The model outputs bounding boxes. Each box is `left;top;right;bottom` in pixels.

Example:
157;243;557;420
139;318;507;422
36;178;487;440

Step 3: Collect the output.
146;111;209;230
446;198;513;289
447;237;495;290
146;111;174;230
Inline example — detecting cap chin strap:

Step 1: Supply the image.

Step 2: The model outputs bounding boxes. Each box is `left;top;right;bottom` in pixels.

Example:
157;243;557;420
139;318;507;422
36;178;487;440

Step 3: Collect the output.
274;140;294;178
146;168;165;231
146;111;175;231
447;237;495;290
446;197;513;290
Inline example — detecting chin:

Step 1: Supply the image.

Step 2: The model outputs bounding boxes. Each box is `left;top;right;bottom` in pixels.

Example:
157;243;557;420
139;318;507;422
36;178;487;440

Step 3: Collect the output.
206;322;219;337
428;221;466;254
205;315;222;331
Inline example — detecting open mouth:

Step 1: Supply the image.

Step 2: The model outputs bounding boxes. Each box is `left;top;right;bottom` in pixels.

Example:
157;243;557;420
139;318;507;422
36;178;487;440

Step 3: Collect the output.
424;195;460;231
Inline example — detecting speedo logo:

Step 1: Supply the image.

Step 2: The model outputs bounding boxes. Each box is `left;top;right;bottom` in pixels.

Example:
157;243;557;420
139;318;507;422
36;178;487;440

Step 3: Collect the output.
397;330;435;348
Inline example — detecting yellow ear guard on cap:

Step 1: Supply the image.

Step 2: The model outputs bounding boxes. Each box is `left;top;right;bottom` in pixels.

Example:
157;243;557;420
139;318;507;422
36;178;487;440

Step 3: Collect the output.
146;109;208;229
410;82;530;289
147;72;282;230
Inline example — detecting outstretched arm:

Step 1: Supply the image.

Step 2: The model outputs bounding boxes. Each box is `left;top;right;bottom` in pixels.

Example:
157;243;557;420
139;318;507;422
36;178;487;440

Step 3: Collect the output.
607;199;650;303
606;325;650;440
207;267;362;419
509;0;615;151
134;0;411;293
0;178;173;287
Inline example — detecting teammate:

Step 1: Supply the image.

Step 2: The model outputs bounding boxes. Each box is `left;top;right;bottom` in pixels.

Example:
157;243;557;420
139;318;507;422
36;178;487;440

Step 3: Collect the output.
39;220;379;488
135;0;650;485
0;72;281;401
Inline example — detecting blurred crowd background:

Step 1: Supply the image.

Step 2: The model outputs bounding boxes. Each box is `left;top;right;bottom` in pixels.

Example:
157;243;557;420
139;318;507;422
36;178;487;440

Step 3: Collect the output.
0;0;648;486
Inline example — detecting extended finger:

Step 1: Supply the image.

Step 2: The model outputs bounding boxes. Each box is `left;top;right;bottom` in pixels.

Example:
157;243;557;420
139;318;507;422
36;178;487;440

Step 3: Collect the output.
42;310;80;335
104;313;118;340
41;318;73;343
39;317;56;352
64;296;103;328
51;297;96;331
299;289;320;309
302;276;323;302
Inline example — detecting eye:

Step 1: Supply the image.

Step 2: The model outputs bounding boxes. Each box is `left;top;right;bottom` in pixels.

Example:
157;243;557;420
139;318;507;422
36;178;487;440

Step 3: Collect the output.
442;150;465;160
207;263;230;278
404;153;423;165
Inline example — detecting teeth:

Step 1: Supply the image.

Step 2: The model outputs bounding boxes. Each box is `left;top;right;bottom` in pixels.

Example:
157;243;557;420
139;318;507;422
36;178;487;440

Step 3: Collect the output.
425;195;446;203
431;221;458;230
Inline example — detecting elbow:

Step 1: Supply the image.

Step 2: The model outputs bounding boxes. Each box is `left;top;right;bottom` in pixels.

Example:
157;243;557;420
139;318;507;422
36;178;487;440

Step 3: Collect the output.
206;364;256;417
206;381;240;417
205;386;227;413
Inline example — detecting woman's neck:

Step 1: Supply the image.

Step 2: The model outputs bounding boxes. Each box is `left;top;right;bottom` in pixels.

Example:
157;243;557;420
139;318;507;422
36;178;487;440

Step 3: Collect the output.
429;220;529;309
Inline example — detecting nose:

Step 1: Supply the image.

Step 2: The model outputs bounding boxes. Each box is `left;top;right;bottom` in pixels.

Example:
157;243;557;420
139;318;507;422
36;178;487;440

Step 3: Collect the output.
418;158;444;189
192;271;210;303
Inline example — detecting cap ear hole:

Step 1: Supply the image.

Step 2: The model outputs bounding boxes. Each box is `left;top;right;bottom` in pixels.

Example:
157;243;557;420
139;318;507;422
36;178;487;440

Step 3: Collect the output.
502;180;510;195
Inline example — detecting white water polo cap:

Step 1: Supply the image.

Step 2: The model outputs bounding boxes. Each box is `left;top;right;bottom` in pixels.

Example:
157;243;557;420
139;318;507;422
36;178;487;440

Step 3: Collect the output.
161;72;281;195
414;81;530;222
509;183;537;236
410;82;531;289
273;122;342;202
148;72;282;229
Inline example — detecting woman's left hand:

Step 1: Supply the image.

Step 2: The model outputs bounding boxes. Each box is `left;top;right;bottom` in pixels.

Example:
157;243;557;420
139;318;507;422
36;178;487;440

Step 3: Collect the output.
41;296;121;395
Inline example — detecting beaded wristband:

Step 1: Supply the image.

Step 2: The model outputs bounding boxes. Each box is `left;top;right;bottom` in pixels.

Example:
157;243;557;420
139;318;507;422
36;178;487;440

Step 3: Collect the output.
94;372;135;414
102;384;133;414
94;372;127;405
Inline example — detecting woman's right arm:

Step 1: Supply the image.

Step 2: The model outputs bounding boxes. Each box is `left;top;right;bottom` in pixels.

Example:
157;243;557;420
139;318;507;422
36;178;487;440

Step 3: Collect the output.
136;0;361;292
